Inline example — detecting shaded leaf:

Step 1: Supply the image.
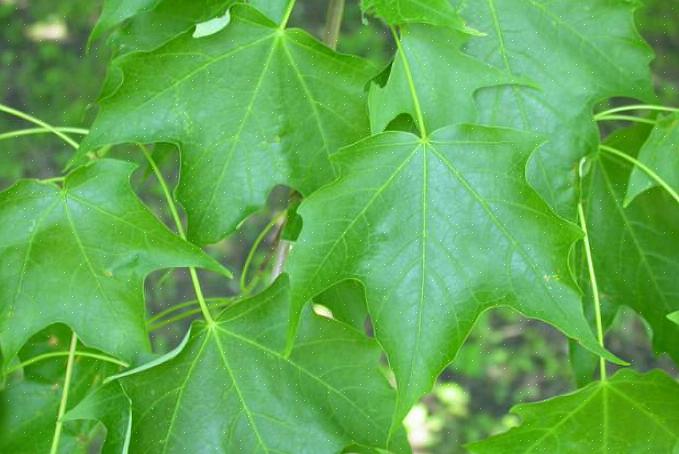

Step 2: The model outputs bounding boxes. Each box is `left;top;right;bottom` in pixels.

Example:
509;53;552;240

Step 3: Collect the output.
112;277;405;452
314;280;368;331
467;369;679;453
0;159;227;367
80;5;377;245
64;382;132;454
626;112;679;204
287;125;617;421
455;0;654;218
0;326;120;454
580;148;679;364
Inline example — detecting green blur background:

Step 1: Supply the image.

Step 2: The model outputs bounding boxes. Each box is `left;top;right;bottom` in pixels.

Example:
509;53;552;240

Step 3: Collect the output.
1;1;677;451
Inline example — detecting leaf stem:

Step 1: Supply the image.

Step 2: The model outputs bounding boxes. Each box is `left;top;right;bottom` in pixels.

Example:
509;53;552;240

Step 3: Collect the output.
280;0;297;29
5;350;128;375
599;144;679;203
595;104;679;119
594;115;657;125
148;299;236;332
240;211;287;293
323;0;345;50
138;144;215;325
49;332;78;454
390;26;427;139
577;200;607;381
0;103;80;150
147;297;225;326
0;126;89;142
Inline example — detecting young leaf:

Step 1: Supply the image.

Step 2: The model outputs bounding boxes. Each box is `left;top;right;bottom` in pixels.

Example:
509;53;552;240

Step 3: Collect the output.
361;0;471;31
287;125;618;421
79;5;377;245
0;159;228;368
467;369;679;453
626;112;679;204
0;325;121;454
112;277;405;452
369;25;522;134
63;383;132;454
456;0;654;218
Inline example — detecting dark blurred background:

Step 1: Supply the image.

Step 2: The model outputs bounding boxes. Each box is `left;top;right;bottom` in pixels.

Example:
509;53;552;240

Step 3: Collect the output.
1;1;677;451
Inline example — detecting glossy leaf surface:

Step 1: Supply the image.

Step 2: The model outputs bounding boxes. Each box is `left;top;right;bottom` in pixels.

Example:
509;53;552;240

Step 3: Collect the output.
287;125;616;420
113;277;404;452
81;5;377;245
0;159;226;366
456;0;654;218
468;369;679;453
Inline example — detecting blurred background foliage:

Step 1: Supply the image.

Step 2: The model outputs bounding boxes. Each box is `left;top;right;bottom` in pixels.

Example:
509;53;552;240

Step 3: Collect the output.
0;0;677;452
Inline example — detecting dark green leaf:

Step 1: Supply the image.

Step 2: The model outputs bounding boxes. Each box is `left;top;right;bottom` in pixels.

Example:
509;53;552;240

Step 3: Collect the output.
314;280;368;331
112;277;404;452
455;0;654;218
580;148;679;363
0;326;120;454
80;5;377;245
64;382;132;454
0;159;227;367
287;125;618;421
626;112;679;204
467;369;679;453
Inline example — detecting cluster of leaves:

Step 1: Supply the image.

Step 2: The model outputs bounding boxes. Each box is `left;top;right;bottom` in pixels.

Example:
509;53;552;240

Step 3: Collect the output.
1;0;678;452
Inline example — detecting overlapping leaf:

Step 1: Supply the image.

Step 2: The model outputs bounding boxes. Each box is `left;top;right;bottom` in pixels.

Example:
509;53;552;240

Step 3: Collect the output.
287;125;617;421
93;0;289;55
452;0;654;218
111;277;405;452
64;383;132;454
581;145;679;363
0;159;227;367
468;369;679;453
80;4;377;245
0;325;122;454
361;0;470;31
626;112;679;204
369;25;520;134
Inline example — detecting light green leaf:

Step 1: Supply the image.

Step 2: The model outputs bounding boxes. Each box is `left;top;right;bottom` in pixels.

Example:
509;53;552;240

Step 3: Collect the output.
0;159;228;367
314;280;368;331
455;0;654;218
112;277;404;452
90;0;159;44
64;383;132;454
626;112;679;204
287;125;618;422
369;25;522;134
669;311;679;326
0;325;120;454
361;0;472;32
80;5;377;245
467;369;679;453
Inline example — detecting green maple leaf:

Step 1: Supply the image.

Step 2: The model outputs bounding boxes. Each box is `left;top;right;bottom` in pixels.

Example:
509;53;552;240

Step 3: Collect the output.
580;140;679;364
93;0;289;55
64;382;132;454
287;125;619;422
110;277;405;452
0;325;121;454
0;159;228;367
361;0;473;32
369;25;522;134
467;369;679;453
453;0;654;218
625;112;679;205
79;4;377;245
